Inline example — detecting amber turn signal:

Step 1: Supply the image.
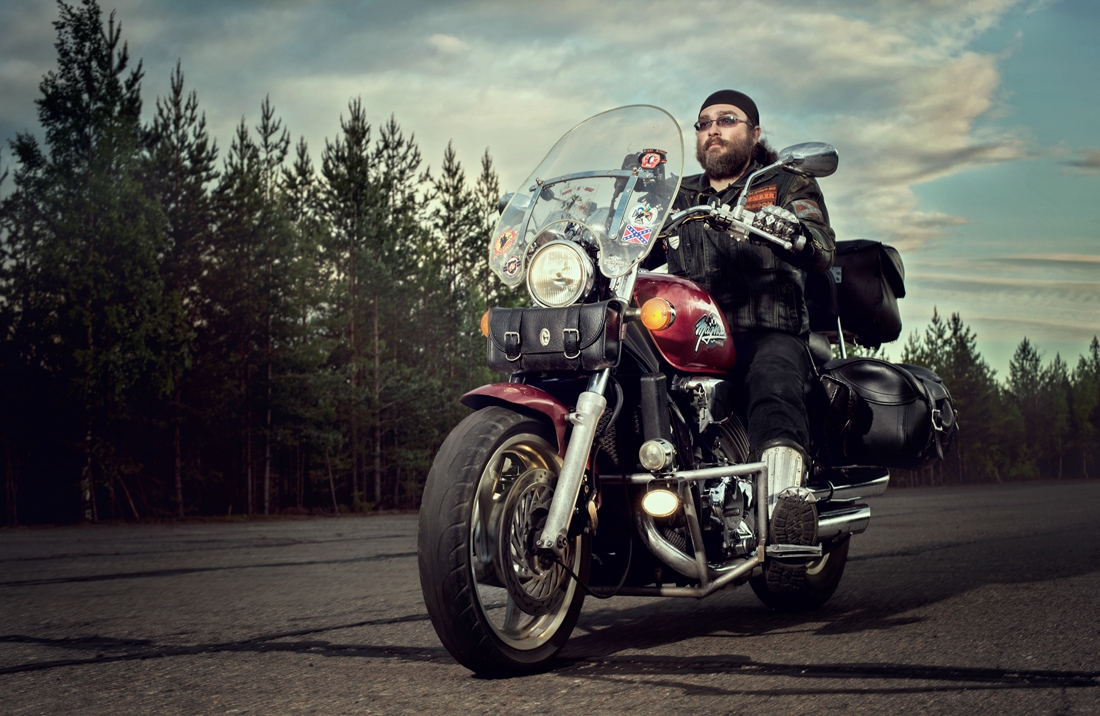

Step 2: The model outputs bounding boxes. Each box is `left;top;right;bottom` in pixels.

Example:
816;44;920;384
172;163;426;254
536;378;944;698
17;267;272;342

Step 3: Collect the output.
640;297;675;331
480;310;490;337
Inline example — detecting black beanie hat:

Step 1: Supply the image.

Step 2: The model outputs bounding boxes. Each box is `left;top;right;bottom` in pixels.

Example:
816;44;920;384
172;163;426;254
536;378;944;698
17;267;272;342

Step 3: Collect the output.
700;90;759;126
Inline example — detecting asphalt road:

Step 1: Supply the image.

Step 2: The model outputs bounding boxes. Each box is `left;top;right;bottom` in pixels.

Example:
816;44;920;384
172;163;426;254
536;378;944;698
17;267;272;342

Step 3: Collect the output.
2;481;1099;715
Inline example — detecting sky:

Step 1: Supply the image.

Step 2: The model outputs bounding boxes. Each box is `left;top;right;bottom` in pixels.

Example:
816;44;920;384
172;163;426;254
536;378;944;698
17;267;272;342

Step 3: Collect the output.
1;0;1097;377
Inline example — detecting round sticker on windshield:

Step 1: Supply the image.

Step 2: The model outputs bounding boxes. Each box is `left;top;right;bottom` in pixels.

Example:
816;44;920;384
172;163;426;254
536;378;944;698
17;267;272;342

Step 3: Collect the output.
493;229;518;256
629;203;661;227
640;153;661;169
502;256;521;279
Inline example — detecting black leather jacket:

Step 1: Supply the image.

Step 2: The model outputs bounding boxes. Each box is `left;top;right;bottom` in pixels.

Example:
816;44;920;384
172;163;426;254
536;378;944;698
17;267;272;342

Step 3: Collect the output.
662;163;835;335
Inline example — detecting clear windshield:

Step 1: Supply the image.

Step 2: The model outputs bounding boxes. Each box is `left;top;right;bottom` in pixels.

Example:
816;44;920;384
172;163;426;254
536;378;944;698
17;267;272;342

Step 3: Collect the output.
490;105;684;286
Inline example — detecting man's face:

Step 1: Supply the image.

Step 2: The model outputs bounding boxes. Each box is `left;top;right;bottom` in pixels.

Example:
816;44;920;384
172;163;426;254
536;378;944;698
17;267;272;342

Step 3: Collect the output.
694;103;761;180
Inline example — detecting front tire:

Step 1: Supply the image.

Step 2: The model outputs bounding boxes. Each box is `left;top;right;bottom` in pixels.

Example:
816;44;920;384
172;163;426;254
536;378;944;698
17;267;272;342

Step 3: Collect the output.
417;406;589;677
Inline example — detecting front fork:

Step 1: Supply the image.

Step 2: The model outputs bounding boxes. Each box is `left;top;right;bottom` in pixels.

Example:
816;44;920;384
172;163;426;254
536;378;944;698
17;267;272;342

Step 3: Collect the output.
534;369;609;557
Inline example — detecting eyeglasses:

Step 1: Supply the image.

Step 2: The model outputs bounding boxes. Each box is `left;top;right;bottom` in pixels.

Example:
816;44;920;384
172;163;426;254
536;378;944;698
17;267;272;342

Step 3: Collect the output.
694;115;754;132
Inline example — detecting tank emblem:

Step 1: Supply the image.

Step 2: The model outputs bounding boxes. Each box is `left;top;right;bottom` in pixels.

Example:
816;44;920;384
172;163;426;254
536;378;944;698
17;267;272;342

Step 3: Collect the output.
694;312;727;352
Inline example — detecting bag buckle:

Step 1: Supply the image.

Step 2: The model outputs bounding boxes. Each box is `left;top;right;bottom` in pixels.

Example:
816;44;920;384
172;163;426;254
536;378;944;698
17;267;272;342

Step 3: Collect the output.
562;328;580;359
931;408;944;432
504;331;521;361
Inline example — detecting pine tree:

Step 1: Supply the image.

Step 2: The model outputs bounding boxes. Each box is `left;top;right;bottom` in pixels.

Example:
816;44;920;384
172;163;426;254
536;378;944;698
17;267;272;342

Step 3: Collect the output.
1007;337;1044;479
210;119;267;514
320;99;377;506
146;60;218;517
1071;338;1100;478
1043;354;1071;479
2;0;180;520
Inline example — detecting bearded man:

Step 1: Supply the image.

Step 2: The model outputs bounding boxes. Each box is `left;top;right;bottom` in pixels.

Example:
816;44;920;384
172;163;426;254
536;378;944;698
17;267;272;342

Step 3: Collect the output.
663;89;836;593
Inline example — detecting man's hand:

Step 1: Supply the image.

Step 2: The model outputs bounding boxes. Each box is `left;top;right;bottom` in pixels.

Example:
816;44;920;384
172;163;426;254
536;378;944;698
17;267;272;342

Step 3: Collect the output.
751;205;801;242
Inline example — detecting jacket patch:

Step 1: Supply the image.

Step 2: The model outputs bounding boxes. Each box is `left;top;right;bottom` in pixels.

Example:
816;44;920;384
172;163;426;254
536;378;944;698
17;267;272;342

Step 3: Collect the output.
791;199;823;223
744;184;777;211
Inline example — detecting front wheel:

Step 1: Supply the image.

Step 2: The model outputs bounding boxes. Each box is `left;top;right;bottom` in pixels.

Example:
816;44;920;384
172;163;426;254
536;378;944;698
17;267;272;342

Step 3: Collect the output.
417;406;589;677
749;535;850;612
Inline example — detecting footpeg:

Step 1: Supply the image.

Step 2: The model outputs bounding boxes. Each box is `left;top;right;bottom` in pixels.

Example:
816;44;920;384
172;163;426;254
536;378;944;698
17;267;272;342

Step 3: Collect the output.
766;543;823;559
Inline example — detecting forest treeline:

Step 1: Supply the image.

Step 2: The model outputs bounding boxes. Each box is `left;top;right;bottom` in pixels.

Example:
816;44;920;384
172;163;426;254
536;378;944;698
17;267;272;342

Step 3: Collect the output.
2;1;1098;525
0;0;510;524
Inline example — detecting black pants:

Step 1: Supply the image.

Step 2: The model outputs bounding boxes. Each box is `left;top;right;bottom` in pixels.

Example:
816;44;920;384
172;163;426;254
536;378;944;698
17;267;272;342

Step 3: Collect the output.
731;331;812;452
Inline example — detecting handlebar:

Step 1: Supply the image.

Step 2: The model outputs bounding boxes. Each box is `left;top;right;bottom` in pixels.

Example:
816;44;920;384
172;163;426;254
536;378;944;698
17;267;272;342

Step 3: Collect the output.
663;204;807;254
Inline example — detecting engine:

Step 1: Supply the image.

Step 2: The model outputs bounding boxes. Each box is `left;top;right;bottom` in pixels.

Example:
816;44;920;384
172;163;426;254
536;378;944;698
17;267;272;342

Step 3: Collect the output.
700;476;757;559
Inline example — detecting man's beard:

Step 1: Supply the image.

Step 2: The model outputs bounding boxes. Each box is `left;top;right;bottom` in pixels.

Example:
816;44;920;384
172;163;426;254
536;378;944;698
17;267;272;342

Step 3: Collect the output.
696;133;754;180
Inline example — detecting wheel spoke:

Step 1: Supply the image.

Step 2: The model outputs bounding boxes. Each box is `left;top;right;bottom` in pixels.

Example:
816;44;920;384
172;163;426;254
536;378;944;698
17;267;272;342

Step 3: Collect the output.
503;595;524;632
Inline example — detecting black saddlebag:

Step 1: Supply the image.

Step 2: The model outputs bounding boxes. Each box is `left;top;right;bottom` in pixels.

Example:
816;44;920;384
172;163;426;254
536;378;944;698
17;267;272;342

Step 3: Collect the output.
817;358;957;469
487;300;625;374
805;240;905;348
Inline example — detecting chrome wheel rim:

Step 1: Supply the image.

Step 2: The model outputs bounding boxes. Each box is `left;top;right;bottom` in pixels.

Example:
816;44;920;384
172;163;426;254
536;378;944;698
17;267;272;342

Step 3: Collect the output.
469;433;583;651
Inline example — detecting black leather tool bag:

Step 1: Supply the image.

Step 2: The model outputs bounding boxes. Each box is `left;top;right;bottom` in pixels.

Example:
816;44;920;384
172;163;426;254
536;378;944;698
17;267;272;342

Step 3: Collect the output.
487;300;625;374
818;358;957;469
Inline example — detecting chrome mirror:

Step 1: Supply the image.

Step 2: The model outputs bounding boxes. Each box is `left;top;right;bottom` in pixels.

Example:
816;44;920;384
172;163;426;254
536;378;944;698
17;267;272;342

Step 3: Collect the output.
776;142;838;178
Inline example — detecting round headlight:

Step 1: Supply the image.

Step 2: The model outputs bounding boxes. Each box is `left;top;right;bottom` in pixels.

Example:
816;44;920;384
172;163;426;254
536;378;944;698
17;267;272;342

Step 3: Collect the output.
526;241;593;307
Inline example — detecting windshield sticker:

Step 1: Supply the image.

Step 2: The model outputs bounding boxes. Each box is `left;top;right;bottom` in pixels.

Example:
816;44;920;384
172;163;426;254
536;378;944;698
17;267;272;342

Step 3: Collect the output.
622;225;652;246
493;229;518;256
502;256;521;279
640;149;667;168
603;254;626;272
694;312;727;352
744;184;778;212
629;203;662;227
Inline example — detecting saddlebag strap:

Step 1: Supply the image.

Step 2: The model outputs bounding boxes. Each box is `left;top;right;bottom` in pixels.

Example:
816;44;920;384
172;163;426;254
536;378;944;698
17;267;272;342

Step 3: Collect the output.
501;309;523;361
486;300;625;374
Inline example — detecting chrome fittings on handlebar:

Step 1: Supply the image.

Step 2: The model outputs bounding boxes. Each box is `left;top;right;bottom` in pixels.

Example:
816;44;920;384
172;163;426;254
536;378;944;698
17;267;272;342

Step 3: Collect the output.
752;205;800;242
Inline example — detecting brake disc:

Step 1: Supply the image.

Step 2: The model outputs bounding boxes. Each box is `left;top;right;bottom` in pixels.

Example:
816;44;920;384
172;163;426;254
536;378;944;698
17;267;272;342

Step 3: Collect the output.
496;468;573;616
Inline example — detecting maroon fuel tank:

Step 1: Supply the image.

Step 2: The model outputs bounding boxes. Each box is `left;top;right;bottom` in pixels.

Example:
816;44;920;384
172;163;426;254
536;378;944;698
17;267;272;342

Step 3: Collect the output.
633;273;736;375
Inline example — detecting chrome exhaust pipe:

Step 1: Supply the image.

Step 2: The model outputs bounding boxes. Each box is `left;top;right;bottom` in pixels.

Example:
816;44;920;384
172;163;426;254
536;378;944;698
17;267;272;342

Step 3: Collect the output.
810;473;889;502
635;509;704;580
816;503;871;540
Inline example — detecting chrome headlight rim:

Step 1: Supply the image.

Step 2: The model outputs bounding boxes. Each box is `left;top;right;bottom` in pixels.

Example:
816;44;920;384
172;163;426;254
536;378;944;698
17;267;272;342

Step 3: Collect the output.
526;239;595;307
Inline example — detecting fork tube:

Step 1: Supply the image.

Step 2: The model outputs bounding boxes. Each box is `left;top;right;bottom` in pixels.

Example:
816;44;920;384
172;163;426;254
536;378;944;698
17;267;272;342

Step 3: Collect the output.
536;369;609;557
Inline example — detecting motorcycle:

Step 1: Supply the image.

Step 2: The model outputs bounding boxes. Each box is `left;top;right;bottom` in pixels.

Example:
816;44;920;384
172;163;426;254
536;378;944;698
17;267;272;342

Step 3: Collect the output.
417;105;936;677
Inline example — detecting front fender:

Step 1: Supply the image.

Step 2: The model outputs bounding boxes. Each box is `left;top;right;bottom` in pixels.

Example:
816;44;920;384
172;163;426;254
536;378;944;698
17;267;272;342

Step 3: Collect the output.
460;383;570;456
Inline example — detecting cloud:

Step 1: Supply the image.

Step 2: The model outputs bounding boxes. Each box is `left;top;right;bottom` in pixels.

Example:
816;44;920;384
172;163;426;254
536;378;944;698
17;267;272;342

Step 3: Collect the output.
428;34;469;54
1;0;1035;252
994;253;1100;265
1060;148;1100;174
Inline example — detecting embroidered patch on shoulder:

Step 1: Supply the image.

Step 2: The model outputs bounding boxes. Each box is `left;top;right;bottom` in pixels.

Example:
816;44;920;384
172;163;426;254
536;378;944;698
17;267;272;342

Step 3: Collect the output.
791;199;824;223
744;184;777;211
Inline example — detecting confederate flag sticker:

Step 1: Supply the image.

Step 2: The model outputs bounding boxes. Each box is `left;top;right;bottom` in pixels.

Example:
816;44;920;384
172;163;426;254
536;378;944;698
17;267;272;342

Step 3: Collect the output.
622;225;652;245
